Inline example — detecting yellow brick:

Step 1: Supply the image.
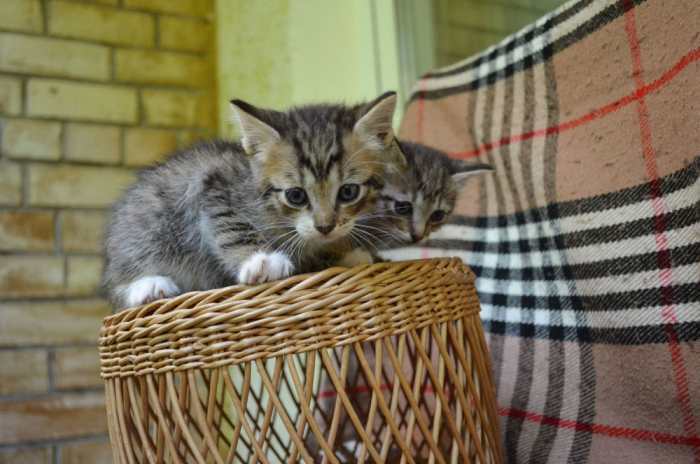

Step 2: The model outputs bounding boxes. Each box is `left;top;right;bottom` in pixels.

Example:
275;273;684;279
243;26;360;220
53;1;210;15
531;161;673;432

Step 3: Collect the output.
66;256;103;296
0;211;54;252
61;211;107;253
65;123;121;164
53;348;101;390
142;89;214;128
0;256;64;298
0;76;22;115
2;119;61;160
0;299;110;346
61;440;112;464
0;392;107;445
0;0;42;33
28;79;138;123
124;0;211;17
48;0;155;47
160;16;211;52
28;164;134;207
0;448;51;464
0;161;22;206
0;350;49;395
115;48;208;86
125;128;177;166
0;33;110;81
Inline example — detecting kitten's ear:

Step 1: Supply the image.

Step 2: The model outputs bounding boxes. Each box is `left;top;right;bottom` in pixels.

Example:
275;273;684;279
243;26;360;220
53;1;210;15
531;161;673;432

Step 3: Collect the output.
354;91;397;150
388;137;409;170
230;99;280;156
451;161;493;186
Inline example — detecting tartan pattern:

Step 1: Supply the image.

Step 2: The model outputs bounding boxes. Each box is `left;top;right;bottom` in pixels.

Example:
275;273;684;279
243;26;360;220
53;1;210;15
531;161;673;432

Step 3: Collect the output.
393;0;700;462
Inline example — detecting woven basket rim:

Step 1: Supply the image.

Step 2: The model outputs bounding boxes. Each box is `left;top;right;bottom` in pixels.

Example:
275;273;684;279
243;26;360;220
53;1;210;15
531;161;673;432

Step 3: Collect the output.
103;258;475;324
99;257;479;378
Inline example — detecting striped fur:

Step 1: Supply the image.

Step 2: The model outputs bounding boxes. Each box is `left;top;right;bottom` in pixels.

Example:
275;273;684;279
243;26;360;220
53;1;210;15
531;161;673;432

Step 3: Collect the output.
103;93;401;309
374;140;493;247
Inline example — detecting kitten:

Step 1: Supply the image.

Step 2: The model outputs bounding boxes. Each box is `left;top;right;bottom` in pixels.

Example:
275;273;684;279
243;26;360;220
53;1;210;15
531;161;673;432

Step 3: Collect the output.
102;92;404;309
356;139;492;256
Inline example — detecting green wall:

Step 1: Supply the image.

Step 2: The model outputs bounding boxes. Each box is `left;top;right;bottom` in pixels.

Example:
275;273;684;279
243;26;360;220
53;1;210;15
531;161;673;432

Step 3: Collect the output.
216;0;401;137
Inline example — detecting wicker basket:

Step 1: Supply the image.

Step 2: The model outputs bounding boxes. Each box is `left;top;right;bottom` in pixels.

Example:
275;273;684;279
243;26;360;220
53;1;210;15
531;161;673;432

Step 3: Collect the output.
100;258;502;463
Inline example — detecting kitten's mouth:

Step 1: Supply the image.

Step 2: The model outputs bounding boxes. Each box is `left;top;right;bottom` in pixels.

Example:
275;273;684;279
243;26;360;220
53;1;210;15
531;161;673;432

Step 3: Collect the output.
301;230;347;246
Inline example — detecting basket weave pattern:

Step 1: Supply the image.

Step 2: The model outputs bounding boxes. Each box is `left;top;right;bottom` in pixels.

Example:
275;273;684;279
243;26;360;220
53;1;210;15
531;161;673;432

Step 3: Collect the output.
100;258;502;463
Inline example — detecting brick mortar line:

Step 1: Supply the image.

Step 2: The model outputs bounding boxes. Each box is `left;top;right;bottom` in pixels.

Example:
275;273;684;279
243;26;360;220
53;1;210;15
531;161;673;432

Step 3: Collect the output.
57;121;66;162
54;0;214;22
19;76;27;116
0;293;106;303
0;252;102;258
0;116;191;138
40;0;49;35
1;152;136;168
0;205;108;213
118;126;127;165
46;348;56;392
0;386;105;404
119;7;212;22
0;343;101;351
0;291;104;302
0;69;210;93
0;153;166;169
0;433;110;452
53;210;62;255
0;26;211;57
19;163;29;207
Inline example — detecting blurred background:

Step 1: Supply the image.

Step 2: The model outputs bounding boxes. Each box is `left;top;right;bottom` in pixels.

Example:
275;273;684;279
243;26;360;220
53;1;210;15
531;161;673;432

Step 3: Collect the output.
0;0;565;462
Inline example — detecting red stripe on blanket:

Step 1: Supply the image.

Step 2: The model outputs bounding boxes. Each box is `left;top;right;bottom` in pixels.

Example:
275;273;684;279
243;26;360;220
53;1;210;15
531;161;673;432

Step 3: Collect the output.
499;407;700;447
449;47;700;159
622;2;700;460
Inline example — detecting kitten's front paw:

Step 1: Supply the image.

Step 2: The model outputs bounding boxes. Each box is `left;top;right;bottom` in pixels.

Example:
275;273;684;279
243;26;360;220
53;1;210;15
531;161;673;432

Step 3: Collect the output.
237;252;294;285
123;275;180;308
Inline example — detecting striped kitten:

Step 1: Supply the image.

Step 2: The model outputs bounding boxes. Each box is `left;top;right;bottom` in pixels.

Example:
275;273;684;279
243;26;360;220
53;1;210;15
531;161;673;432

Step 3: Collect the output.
371;139;492;250
103;92;402;309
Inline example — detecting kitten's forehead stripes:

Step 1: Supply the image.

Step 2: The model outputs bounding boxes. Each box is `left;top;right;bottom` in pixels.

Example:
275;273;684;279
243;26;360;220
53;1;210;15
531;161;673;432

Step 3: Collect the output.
262;102;377;182
290;134;344;181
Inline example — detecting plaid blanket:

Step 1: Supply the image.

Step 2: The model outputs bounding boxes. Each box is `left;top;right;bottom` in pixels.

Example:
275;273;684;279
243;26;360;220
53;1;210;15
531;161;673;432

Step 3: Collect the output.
391;0;700;462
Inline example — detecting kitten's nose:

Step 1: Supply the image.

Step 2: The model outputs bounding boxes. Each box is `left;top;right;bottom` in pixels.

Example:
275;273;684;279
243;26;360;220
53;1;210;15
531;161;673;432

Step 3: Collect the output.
410;232;424;243
315;224;335;235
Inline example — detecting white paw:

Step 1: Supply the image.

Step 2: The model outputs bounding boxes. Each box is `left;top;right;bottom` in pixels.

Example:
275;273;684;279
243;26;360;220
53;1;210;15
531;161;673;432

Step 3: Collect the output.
337;249;375;267
237;252;294;285
124;276;180;308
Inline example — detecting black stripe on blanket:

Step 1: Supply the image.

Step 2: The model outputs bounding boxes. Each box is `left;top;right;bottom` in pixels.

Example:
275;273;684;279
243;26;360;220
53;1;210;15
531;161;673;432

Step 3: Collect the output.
411;0;649;101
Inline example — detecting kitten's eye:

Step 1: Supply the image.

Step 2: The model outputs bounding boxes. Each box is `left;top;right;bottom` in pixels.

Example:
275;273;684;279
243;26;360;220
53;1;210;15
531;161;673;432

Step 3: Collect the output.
284;188;308;207
337;183;361;203
394;201;413;216
430;210;447;223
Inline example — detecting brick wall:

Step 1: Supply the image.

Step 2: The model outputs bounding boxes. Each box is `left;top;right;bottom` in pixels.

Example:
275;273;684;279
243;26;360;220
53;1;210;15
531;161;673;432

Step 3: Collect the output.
435;0;568;66
0;1;216;462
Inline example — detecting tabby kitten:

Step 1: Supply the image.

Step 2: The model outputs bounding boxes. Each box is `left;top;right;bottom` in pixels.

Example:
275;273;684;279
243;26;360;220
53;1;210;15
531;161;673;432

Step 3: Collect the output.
366;139;492;252
103;92;403;309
